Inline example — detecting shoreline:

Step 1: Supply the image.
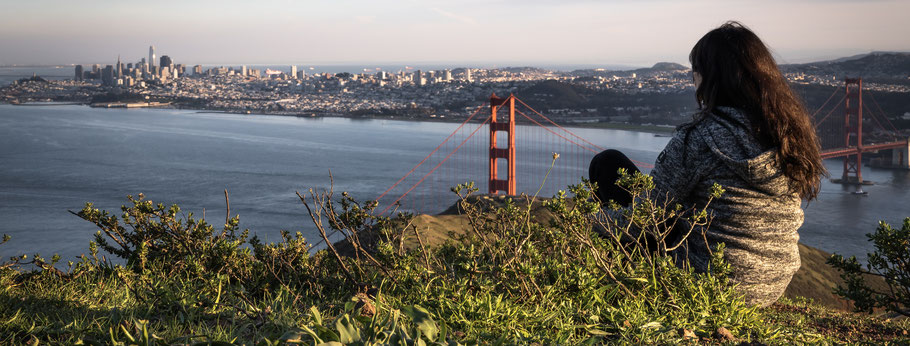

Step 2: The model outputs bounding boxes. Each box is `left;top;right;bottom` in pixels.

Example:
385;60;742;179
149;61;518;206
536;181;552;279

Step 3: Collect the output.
6;101;678;134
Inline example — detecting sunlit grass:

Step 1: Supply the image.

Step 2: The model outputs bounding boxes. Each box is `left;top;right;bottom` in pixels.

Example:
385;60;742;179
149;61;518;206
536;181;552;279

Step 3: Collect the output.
0;174;906;344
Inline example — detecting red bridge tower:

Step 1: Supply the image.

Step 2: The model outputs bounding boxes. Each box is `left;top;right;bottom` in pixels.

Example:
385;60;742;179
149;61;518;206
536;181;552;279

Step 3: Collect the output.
489;93;516;195
841;78;865;184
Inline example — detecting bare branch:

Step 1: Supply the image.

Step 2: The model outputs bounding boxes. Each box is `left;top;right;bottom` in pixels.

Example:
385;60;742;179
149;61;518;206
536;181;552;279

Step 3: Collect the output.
297;190;356;284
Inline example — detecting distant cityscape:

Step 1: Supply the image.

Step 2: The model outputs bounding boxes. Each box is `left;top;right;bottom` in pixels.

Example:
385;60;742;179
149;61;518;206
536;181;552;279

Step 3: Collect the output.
2;46;910;130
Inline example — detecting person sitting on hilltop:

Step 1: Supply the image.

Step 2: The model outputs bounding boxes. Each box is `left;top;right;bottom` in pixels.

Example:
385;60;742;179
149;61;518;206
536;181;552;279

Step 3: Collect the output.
588;21;827;307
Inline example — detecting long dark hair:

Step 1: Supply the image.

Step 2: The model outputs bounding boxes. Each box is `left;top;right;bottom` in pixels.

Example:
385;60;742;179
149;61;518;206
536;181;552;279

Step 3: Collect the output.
689;21;826;200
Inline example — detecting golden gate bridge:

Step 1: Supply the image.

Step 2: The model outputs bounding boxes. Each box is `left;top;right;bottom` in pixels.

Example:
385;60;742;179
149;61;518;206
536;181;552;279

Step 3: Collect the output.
374;78;909;214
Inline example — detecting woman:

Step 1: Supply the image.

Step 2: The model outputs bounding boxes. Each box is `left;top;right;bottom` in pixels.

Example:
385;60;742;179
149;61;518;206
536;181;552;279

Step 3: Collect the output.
589;21;826;307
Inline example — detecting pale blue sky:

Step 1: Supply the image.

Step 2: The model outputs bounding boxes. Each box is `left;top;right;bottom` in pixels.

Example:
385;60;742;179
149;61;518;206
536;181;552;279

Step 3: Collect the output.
1;0;908;66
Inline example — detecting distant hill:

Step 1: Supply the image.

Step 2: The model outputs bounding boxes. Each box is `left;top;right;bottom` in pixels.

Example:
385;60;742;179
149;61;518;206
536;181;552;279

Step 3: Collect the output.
817;51;909;64
781;52;910;82
568;62;689;79
520;79;585;107
561;52;910;82
639;62;688;72
499;66;550;74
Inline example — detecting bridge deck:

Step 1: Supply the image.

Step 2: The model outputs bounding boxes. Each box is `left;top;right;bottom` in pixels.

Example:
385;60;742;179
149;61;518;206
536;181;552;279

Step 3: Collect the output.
820;140;908;159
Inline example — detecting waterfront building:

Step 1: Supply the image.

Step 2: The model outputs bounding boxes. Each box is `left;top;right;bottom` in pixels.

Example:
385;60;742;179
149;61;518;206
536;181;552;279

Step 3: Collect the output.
149;46;156;68
74;65;84;81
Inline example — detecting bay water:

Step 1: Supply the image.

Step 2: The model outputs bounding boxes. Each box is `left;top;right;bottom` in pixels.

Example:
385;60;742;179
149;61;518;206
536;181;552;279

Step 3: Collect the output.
0;104;907;264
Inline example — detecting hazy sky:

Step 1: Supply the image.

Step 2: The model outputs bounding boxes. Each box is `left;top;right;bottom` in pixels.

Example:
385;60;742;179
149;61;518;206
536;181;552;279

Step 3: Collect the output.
2;0;909;67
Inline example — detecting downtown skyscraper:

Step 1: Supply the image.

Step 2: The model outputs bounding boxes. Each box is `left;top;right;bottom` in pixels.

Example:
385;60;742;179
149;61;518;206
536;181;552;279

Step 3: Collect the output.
148;46;156;68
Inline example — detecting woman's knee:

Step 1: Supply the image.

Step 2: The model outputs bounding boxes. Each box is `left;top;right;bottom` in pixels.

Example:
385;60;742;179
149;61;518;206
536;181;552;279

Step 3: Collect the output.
592;149;626;164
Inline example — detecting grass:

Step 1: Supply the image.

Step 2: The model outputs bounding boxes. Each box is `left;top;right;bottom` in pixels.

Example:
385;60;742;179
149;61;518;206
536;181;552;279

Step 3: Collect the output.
764;297;910;343
0;173;907;344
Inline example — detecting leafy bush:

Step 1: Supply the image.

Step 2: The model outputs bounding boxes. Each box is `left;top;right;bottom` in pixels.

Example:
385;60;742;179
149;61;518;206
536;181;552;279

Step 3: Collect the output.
0;172;775;344
829;217;910;316
75;193;253;276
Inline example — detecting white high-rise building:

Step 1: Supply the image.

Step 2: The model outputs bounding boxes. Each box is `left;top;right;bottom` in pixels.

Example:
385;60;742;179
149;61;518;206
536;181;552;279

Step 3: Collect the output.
290;65;297;79
148;46;156;68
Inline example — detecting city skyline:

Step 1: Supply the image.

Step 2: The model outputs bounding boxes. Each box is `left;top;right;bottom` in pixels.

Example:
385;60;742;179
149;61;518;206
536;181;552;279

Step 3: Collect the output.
2;0;909;67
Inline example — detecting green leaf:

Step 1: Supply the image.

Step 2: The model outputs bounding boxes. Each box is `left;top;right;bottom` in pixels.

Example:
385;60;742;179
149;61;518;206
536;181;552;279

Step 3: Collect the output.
335;314;362;344
641;321;663;329
401;305;438;342
310;306;323;326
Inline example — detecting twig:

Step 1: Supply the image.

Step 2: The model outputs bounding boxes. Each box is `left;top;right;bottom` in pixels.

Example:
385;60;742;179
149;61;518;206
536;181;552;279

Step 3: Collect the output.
415;226;431;269
345;236;401;286
398;217;415;256
224;189;231;229
297;190;356;284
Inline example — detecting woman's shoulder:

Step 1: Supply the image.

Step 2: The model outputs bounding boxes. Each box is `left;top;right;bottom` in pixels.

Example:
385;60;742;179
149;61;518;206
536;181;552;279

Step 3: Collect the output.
675;108;757;145
678;108;750;130
669;111;715;146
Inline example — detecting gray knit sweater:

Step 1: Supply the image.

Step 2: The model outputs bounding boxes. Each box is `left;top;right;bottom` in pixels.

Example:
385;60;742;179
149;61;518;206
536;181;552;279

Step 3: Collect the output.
651;107;802;307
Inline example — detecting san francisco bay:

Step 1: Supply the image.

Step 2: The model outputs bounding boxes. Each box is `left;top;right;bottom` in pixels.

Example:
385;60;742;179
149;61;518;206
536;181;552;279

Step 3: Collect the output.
1;104;907;263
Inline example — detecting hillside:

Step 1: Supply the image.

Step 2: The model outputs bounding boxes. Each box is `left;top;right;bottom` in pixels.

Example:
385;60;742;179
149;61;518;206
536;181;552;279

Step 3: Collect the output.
390;194;887;312
781;52;910;83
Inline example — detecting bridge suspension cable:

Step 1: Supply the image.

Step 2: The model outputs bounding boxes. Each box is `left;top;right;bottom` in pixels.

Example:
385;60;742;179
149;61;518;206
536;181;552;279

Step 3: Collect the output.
864;102;898;142
377;94;689;215
514;97;655;168
379;115;493;215
811;86;841;118
815;93;846;126
867;91;901;134
374;103;486;203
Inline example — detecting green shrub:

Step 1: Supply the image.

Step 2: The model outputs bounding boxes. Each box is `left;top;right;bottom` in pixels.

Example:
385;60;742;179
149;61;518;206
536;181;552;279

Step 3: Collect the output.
75;193;253;277
829;217;910;316
0;172;774;344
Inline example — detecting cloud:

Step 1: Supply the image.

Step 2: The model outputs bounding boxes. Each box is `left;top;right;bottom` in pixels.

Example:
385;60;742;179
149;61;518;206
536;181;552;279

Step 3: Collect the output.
430;7;478;25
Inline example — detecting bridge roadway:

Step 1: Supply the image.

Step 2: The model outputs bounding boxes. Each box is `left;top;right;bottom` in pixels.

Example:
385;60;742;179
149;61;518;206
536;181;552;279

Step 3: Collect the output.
820;141;909;160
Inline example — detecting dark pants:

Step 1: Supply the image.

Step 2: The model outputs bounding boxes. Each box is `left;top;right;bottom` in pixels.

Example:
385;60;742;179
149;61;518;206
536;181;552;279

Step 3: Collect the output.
588;149;641;207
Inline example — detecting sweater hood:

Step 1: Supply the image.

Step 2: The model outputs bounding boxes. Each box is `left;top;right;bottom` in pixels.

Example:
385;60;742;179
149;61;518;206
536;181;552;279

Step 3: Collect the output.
694;107;789;196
